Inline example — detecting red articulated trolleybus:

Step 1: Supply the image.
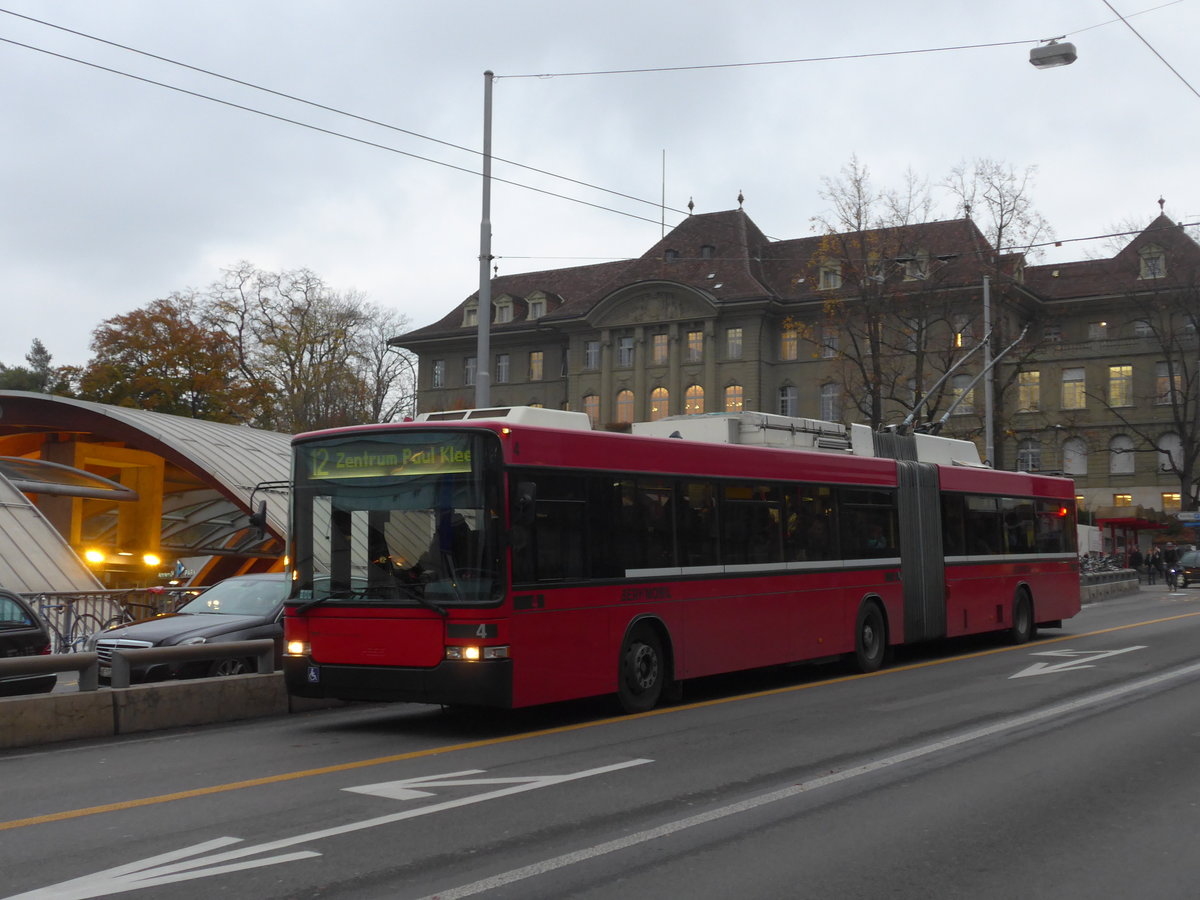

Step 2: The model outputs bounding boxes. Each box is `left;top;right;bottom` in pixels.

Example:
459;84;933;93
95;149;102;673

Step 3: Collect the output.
283;407;1080;713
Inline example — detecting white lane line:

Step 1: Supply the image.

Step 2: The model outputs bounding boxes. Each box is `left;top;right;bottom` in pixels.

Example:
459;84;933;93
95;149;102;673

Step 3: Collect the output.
418;659;1200;899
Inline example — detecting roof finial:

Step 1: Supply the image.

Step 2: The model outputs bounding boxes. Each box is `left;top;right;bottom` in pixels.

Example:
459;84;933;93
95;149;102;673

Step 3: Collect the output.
1158;196;1166;213
687;197;694;215
737;189;745;209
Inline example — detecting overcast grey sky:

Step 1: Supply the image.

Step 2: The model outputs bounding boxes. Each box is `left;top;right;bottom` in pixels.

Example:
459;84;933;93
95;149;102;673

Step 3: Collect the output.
2;0;1197;369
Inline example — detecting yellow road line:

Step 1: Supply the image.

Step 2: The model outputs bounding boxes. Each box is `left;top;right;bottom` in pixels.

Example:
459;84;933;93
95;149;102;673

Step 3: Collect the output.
5;609;1199;831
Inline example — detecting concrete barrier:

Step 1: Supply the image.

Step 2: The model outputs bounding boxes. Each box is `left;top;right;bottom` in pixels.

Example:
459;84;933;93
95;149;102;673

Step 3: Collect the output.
0;674;344;750
1081;570;1140;603
0;690;114;749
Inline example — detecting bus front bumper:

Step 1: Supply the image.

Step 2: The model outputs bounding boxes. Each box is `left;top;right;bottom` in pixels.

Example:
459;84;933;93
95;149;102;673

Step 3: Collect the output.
283;656;513;708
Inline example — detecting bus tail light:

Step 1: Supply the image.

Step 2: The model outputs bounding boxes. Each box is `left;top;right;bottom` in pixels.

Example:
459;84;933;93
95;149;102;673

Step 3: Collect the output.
445;645;509;661
286;640;310;657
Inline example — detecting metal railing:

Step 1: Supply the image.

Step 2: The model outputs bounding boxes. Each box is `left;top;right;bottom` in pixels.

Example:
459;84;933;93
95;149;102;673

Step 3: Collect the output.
0;639;274;691
25;588;204;654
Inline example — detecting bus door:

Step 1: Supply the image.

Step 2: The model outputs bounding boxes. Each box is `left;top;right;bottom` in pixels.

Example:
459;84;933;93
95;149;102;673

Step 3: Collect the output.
896;460;946;642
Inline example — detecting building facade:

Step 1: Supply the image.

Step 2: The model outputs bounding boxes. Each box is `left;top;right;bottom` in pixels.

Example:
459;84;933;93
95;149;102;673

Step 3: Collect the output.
393;207;1200;521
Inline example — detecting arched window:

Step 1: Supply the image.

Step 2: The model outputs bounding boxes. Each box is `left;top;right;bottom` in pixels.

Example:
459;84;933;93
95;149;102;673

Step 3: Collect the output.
1158;432;1183;473
779;385;798;417
1062;437;1088;476
650;387;669;421
1017;439;1041;472
724;384;743;412
1109;435;1135;475
820;383;841;421
685;385;705;415
582;394;599;426
615;390;634;424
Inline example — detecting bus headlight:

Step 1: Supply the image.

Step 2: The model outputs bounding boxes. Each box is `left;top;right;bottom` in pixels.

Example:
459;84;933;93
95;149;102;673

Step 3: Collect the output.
286;640;310;656
445;645;509;661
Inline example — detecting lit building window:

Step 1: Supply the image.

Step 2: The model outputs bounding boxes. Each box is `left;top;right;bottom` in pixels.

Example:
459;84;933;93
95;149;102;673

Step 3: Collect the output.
1061;368;1085;410
1017;371;1040;412
724;384;743;412
780;325;798;361
686;330;703;363
615;390;634;423
1113;493;1133;507
685;384;705;415
1108;365;1132;407
650;387;669;420
529;351;544;382
1162;493;1182;512
583;394;599;425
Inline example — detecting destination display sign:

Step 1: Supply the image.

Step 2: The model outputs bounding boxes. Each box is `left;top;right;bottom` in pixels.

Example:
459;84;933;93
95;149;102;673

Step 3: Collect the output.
303;437;473;480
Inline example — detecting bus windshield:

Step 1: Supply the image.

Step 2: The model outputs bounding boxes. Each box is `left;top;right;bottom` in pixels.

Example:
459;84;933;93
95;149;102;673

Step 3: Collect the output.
290;431;503;608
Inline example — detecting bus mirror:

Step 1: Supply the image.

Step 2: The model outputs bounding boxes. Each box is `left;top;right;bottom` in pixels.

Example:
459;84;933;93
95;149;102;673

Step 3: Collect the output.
516;482;537;525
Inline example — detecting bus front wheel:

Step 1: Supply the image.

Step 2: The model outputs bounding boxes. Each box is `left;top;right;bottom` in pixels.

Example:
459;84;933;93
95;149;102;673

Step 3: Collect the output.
617;625;664;713
1009;592;1035;644
854;603;887;673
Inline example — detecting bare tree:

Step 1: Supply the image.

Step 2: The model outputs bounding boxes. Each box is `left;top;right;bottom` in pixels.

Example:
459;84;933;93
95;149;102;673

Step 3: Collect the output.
943;158;1052;259
209;263;412;432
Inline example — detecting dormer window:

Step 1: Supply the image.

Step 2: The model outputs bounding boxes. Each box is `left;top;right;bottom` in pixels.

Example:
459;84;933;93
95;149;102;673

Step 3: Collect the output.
527;298;545;320
494;298;513;324
1139;245;1166;279
700;244;715;259
463;303;478;327
901;251;929;281
818;262;842;290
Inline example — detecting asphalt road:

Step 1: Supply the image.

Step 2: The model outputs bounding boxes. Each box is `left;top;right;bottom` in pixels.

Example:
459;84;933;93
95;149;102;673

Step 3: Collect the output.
5;584;1200;899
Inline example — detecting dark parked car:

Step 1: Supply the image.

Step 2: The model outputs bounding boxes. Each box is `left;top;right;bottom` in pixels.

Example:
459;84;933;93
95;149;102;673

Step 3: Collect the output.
88;572;288;682
0;588;57;696
1179;550;1200;588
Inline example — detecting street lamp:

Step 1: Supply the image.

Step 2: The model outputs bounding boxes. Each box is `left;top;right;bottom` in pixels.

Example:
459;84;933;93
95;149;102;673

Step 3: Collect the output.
1030;39;1077;69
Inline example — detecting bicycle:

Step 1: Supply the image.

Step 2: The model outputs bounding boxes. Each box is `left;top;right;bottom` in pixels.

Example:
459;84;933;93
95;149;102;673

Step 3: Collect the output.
1167;566;1180;591
36;598;105;654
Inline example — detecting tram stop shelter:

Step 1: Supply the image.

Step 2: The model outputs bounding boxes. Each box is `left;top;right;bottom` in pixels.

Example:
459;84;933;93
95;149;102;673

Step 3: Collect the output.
1093;505;1171;563
0;391;290;592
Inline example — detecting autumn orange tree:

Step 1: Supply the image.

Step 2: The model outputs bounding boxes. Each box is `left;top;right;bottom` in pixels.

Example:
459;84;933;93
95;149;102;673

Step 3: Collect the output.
78;294;258;422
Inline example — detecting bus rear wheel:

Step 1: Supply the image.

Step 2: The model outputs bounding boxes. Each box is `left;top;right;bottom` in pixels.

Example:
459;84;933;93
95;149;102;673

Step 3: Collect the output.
854;603;886;673
1009;592;1035;644
617;625;664;713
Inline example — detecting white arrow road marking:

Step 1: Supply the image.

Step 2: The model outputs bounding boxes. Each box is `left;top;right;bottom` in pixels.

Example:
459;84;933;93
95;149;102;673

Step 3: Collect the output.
8;758;653;900
1009;646;1146;679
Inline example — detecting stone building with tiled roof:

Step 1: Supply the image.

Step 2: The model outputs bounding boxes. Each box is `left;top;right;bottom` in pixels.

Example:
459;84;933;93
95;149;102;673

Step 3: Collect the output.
392;207;1200;527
